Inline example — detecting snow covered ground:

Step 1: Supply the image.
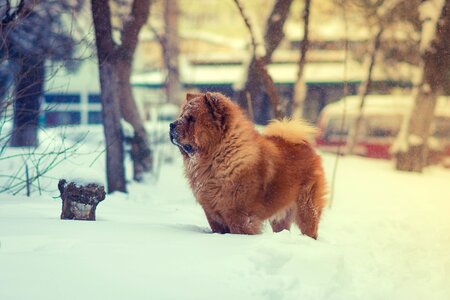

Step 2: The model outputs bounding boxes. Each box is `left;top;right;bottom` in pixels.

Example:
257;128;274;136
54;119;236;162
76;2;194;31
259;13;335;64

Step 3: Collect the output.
0;126;449;300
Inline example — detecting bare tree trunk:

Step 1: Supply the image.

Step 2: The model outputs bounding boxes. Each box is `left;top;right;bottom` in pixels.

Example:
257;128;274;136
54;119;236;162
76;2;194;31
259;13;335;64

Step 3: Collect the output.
235;0;293;122
238;58;261;118
10;58;44;147
346;26;384;155
116;59;152;181
92;0;152;188
164;0;182;104
99;63;127;193
291;0;311;119
240;57;283;121
395;0;450;172
117;0;152;181
255;58;283;119
263;0;293;62
0;62;12;112
232;0;262;113
91;0;126;193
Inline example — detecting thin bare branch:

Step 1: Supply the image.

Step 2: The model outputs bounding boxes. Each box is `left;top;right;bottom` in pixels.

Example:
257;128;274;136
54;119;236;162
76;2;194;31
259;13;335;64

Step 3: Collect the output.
91;0;116;60
232;0;258;57
148;21;165;47
1;0;25;25
117;0;151;61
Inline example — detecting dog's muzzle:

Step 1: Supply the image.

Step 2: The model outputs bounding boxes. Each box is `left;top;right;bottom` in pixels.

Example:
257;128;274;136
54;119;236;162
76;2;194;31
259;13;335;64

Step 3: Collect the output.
169;122;195;155
169;122;178;145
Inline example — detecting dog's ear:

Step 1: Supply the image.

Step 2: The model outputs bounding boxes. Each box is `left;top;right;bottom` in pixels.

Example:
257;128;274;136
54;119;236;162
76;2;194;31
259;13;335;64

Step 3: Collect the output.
186;93;203;102
205;92;218;105
204;92;226;125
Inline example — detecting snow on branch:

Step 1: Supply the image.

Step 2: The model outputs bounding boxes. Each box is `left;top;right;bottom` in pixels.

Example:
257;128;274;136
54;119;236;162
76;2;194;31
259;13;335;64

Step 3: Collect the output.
419;0;445;52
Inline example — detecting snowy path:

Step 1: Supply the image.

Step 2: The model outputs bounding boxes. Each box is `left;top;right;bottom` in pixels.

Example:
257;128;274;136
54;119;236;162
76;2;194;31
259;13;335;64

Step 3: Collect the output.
1;153;449;300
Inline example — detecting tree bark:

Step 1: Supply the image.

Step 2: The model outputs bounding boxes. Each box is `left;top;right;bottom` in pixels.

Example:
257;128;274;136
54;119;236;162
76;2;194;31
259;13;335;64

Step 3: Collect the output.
10;58;44;147
291;0;311;119
236;0;293;123
263;0;294;63
59;179;106;221
346;26;384;155
116;58;152;181
116;0;152;181
238;58;262;119
0;61;12;112
256;58;283;119
92;0;152;189
91;0;127;193
395;0;450;172
163;0;182;104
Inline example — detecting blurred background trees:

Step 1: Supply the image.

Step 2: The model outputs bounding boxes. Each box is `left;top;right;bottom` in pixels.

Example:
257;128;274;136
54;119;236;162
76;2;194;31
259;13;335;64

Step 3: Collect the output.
1;0;449;195
235;0;293;122
395;0;450;172
291;0;311;119
343;0;422;155
148;0;182;105
0;0;84;147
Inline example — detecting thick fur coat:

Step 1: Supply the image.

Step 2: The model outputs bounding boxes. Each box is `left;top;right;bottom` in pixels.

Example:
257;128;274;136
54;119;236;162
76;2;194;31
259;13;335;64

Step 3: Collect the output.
170;92;326;239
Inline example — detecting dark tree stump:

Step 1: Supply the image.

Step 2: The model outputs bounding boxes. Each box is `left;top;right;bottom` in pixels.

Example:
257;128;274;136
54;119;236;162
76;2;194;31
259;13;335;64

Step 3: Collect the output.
58;179;106;221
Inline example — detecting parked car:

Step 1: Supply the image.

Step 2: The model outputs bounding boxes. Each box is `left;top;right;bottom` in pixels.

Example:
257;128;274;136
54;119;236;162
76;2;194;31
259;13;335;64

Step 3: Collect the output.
315;95;450;165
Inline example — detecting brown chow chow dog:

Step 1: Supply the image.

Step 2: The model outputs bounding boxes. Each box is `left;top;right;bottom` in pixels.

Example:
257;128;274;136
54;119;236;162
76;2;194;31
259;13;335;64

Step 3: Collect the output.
169;92;326;239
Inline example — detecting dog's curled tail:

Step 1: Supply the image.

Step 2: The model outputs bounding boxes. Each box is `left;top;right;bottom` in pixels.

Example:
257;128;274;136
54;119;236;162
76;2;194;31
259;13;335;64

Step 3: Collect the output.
263;118;318;144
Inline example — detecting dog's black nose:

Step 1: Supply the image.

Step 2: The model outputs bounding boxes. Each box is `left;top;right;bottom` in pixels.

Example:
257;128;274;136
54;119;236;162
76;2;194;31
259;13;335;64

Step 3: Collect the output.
169;122;177;130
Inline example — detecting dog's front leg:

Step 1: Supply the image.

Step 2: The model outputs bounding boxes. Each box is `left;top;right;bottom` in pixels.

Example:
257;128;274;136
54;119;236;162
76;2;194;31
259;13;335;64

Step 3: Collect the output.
204;210;230;234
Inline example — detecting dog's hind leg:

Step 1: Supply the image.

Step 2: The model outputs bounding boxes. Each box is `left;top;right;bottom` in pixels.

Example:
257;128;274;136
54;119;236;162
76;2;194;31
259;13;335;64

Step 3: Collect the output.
270;206;295;233
295;181;326;239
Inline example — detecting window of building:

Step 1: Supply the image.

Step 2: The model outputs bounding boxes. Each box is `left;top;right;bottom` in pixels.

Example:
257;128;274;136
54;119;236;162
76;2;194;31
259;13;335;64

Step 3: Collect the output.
45;94;80;103
88;94;101;103
45;111;81;126
88;111;102;124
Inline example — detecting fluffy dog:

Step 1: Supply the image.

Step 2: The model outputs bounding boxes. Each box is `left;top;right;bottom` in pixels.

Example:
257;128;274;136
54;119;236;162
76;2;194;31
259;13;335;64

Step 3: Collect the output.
170;92;326;239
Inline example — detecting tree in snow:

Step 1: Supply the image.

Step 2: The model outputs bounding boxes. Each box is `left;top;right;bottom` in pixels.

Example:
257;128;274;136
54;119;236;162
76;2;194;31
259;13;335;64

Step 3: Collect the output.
345;0;391;154
0;0;84;147
91;0;153;192
163;0;182;104
291;0;311;120
149;0;183;105
394;0;450;172
342;0;422;155
234;0;293;124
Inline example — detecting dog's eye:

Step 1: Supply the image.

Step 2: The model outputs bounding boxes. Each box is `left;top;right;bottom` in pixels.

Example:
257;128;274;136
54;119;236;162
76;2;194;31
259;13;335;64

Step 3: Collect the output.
187;116;196;123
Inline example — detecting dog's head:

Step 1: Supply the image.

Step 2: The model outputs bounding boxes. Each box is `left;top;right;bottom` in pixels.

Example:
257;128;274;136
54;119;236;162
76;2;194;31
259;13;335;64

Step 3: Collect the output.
169;92;231;157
